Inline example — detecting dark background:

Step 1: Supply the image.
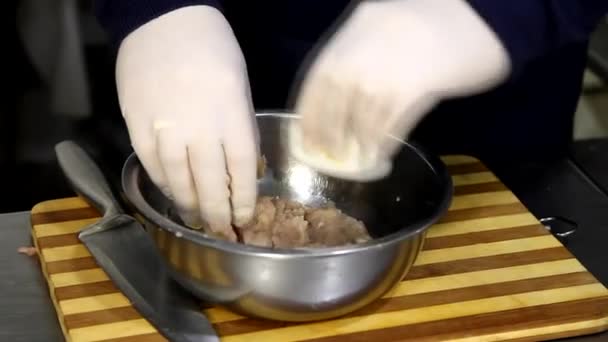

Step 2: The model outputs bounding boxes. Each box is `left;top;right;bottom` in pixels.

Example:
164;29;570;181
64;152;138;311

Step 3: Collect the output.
10;0;130;213
7;1;608;214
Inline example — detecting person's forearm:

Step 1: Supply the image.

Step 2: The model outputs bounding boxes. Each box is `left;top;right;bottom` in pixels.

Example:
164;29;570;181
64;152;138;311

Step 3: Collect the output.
94;0;223;46
466;0;608;78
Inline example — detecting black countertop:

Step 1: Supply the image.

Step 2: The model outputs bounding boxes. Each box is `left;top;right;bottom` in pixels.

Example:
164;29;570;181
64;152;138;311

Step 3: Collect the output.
2;139;608;342
0;212;64;342
571;138;608;196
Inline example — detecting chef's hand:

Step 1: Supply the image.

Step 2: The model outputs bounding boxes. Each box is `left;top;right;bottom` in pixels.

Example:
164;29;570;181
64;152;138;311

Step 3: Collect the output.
292;0;511;180
116;6;258;240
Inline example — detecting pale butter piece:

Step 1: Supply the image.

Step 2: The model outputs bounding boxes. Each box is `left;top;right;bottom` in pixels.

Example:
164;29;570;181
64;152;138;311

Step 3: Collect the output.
287;123;392;182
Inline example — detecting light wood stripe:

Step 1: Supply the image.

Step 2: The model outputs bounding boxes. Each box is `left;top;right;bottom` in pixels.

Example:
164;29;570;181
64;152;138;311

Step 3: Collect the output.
31;209;73;342
428;213;539;238
100;333;168;342
220;284;608;341
453;317;608;342
55;272;604;341
305;298;608;342
51;269;109;288
32;197;90;213
43;245;92;262
69;319;157;342
204;259;584;324
389;259;584;297
510;326;608;342
415;235;561;266
204;308;244;325
213;272;598;336
441;155;480;165
450;191;519;210
60;293;131;315
42;245;91;262
452;172;498;186
34;218;99;238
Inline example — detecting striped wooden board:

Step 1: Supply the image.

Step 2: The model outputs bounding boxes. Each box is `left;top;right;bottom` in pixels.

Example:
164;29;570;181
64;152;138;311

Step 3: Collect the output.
31;155;608;342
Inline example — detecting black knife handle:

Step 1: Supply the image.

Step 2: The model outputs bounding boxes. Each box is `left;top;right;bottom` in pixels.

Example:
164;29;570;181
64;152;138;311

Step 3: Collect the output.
55;140;123;217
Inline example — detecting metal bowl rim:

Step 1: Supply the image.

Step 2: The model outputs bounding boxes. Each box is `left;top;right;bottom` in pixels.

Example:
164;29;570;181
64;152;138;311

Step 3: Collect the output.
121;112;453;259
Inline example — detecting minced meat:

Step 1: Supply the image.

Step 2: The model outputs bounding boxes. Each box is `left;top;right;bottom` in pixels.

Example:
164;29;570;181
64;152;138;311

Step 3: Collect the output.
236;196;371;248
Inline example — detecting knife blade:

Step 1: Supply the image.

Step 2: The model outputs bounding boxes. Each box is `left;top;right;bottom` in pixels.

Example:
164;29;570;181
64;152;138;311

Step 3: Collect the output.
55;140;219;342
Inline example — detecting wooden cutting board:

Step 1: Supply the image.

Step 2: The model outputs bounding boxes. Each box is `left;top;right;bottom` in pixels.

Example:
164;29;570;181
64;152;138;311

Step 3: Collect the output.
31;155;608;342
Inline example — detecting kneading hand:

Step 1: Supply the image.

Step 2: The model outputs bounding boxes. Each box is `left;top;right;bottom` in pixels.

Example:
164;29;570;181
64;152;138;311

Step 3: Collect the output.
292;0;511;180
116;6;258;240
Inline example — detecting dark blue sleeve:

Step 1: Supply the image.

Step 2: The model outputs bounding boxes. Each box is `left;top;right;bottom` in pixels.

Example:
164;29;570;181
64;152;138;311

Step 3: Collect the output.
466;0;608;78
94;0;223;46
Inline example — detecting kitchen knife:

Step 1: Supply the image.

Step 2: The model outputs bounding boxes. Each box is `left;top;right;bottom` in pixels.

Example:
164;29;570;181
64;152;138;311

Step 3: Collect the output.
55;140;219;342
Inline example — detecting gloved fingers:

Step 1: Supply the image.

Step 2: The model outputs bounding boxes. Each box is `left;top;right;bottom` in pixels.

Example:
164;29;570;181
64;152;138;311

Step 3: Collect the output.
125;117;171;199
379;92;438;158
299;73;351;159
156;126;203;228
222;98;258;228
222;137;257;228
296;62;335;155
323;79;351;159
350;86;389;161
188;134;236;242
243;79;261;151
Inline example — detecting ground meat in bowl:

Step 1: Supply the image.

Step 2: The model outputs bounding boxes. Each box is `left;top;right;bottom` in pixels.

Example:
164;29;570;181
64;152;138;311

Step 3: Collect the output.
236;196;371;248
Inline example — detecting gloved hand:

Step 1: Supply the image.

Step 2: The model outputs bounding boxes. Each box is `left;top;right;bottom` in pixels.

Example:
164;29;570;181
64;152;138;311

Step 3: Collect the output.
116;6;258;241
291;0;511;181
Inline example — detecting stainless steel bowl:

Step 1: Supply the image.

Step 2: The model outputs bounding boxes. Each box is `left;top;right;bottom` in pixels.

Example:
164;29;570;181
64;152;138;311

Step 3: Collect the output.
121;112;453;322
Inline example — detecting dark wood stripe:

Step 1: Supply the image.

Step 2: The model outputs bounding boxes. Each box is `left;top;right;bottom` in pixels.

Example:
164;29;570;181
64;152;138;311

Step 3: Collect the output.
453;181;508;196
303;297;608;342
38;233;80;249
50;248;571;303
100;333;168;342
422;224;548;251
46;257;99;274
213;272;596;336
31;207;100;225
502;326;608;342
440;203;528;223
38;206;539;257
64;306;141;330
55;281;118;301
406;247;573;280
447;162;488;175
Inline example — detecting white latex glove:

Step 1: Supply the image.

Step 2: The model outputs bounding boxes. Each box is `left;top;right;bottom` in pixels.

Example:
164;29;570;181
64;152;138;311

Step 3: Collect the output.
116;6;258;241
291;0;511;181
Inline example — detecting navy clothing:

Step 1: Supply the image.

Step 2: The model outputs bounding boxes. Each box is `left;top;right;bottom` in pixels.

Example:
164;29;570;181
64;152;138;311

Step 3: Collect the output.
94;1;608;162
